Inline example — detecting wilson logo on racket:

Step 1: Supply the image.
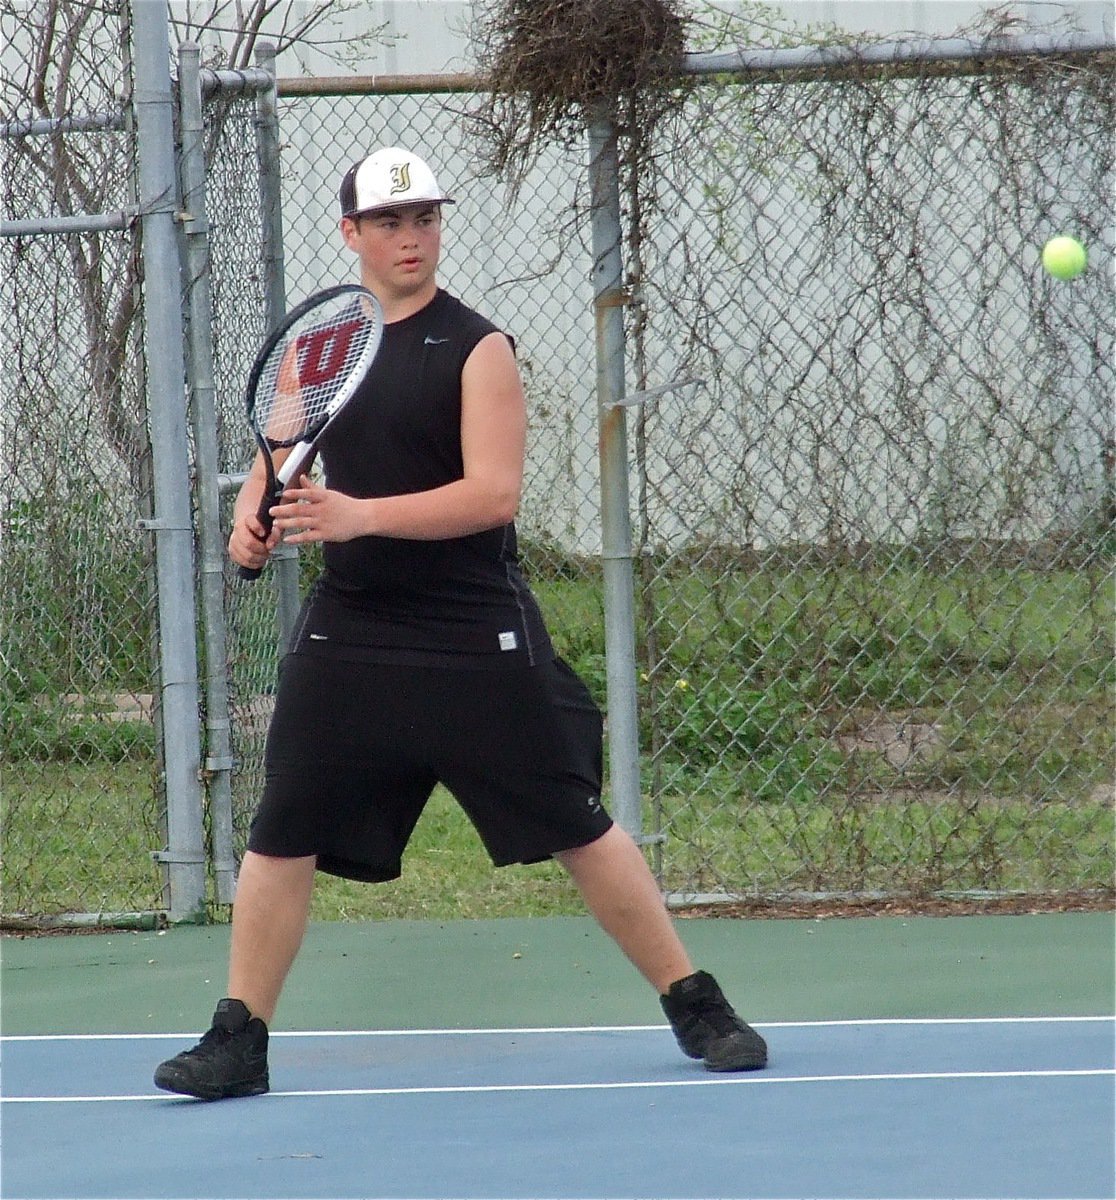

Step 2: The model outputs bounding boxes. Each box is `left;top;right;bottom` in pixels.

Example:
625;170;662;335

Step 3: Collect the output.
296;319;366;388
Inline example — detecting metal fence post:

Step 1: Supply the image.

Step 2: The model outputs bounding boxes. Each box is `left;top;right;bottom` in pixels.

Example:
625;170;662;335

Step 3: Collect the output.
131;0;207;922
177;41;238;905
587;110;644;842
253;41;300;649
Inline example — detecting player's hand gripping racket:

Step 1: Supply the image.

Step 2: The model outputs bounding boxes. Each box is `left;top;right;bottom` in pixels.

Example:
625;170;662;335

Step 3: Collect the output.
238;284;383;581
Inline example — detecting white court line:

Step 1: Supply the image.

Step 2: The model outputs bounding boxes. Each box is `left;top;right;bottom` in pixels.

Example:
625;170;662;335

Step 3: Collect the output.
3;1067;1113;1105
2;1015;1113;1042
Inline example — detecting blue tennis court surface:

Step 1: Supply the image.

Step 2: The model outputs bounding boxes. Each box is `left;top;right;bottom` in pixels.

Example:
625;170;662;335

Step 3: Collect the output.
4;1016;1113;1199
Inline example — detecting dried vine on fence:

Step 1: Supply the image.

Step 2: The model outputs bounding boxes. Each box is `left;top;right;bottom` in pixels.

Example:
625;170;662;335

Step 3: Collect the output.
470;0;692;189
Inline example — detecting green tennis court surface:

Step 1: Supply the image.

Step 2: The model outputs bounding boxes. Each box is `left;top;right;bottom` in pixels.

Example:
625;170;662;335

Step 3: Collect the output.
3;912;1113;1198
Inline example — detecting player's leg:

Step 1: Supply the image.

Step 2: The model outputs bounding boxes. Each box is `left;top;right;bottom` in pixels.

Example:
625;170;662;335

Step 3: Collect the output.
554;823;692;992
555;826;768;1071
154;648;333;1100
227;850;317;1023
434;657;768;1073
154;654;437;1100
152;851;314;1100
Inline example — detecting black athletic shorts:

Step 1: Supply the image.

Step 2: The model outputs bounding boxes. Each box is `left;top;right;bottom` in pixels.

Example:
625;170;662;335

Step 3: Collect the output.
247;653;613;881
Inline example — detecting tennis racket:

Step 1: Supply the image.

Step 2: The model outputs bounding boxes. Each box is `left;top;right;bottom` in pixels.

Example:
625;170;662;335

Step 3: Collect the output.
238;284;383;581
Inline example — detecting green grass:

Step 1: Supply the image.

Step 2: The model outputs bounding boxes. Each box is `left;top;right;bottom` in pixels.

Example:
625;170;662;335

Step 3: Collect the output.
656;784;1114;897
0;760;164;916
0;767;588;920
3;767;1110;920
3;550;1112;920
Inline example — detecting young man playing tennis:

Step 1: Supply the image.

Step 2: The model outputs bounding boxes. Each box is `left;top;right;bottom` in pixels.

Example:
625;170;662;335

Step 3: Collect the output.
155;148;766;1100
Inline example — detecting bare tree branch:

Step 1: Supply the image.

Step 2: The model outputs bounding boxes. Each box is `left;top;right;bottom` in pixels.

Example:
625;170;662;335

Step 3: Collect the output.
2;0;388;497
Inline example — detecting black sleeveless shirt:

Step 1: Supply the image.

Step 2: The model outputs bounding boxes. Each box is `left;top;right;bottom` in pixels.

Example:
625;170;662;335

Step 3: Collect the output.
291;290;554;669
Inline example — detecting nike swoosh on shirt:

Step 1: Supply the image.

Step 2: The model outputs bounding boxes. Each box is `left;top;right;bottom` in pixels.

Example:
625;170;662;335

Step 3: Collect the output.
424;336;449;345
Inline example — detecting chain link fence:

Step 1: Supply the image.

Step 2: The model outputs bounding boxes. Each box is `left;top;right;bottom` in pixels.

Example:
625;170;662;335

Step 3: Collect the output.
193;87;279;876
3;15;1113;922
0;0;167;921
242;43;1113;901
629;49;1115;899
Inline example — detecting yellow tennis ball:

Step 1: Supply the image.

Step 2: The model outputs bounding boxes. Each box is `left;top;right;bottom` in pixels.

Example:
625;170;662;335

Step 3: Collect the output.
1041;236;1087;281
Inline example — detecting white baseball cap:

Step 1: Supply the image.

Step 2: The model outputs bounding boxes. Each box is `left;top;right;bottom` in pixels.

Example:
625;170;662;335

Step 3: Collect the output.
339;148;455;217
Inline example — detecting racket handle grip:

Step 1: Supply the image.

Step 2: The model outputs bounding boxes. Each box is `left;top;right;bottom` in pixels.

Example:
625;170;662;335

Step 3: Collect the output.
235;498;276;583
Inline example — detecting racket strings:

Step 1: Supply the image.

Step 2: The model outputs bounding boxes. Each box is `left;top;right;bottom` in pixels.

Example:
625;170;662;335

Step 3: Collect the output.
255;305;379;447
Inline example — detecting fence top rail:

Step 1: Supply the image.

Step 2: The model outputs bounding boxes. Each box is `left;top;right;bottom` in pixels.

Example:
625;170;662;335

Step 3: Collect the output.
276;30;1114;99
199;64;274;99
0;210;138;238
277;70;478;97
686;30;1115;80
1;110;126;139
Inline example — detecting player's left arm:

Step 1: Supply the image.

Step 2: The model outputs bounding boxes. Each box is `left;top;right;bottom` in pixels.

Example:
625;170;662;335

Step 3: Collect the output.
270;330;526;544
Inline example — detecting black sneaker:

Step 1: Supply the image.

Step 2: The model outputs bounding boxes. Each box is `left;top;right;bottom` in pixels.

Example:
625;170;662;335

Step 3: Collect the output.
661;971;768;1072
154;998;270;1100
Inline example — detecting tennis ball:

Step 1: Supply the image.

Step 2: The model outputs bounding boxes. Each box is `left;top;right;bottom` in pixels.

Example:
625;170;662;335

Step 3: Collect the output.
1041;236;1087;281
